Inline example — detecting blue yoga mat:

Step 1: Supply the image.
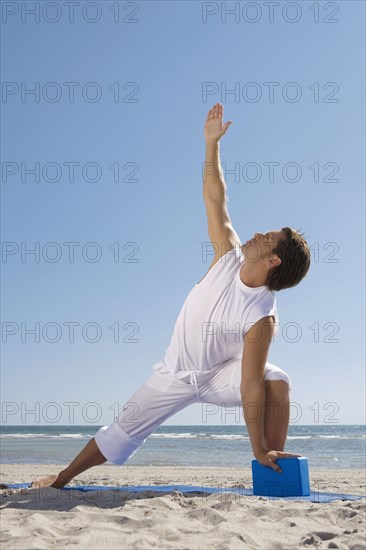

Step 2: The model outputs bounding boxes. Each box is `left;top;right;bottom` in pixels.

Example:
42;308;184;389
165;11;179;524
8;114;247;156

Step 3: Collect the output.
2;483;365;503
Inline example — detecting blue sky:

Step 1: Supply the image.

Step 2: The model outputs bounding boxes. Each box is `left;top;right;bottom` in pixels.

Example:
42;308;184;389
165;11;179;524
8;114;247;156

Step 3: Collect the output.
1;1;365;426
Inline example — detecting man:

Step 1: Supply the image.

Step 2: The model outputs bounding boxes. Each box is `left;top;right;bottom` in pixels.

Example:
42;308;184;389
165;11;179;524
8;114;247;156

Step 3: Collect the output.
31;103;310;489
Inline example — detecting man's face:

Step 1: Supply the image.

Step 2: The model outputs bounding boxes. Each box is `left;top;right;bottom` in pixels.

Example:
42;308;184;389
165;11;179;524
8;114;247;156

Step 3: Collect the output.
241;229;287;262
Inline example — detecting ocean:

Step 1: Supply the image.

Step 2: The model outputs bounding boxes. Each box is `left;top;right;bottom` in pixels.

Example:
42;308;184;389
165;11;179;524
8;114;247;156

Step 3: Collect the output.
1;425;365;469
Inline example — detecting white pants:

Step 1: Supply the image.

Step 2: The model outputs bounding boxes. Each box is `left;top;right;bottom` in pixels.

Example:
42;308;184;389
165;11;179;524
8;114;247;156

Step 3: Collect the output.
94;358;292;464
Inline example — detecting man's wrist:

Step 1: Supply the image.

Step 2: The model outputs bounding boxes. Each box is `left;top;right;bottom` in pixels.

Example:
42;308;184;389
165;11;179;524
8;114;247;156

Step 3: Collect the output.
205;139;219;148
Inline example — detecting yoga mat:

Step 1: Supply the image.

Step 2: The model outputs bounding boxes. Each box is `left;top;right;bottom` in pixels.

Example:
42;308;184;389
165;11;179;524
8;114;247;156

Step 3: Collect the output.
2;483;365;503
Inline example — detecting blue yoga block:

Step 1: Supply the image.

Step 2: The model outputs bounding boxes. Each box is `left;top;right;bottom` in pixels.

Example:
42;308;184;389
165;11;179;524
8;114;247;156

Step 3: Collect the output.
251;457;310;497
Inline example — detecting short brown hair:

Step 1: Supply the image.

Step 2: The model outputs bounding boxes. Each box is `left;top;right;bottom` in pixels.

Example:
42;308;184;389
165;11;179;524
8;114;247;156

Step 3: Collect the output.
266;227;311;292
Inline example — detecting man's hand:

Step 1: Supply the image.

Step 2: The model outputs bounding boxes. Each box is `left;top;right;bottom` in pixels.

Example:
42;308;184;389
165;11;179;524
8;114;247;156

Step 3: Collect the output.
255;449;303;474
204;102;233;143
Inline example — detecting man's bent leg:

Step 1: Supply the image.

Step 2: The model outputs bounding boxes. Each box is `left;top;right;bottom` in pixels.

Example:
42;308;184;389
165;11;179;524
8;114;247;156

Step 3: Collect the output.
262;362;292;451
263;380;290;451
197;358;292;452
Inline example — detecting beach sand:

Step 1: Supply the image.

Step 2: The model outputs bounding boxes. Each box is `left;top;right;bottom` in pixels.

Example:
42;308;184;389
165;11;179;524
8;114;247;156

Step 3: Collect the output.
1;464;365;549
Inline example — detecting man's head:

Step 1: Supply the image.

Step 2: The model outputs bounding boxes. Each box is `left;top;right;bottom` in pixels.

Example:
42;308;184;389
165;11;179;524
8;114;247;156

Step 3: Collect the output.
241;227;311;291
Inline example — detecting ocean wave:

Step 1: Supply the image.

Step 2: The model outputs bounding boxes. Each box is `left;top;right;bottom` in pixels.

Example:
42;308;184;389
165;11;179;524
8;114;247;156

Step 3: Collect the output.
148;433;251;440
287;436;312;440
209;434;249;440
148;433;366;443
317;435;366;439
150;433;197;439
0;433;90;439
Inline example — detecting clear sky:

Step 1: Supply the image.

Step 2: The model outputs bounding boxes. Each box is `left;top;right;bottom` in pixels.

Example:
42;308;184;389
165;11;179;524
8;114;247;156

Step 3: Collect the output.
1;1;365;427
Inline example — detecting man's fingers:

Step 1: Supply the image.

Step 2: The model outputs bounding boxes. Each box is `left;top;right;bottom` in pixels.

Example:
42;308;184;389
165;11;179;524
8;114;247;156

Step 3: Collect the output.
208;105;217;120
268;457;282;474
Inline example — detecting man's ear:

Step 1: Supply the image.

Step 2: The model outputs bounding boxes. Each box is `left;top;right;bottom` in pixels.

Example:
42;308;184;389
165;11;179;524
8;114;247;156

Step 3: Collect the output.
266;253;281;268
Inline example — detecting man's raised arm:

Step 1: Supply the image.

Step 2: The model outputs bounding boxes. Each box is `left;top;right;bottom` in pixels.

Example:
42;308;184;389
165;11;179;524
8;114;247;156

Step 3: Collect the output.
202;103;241;259
203;102;233;200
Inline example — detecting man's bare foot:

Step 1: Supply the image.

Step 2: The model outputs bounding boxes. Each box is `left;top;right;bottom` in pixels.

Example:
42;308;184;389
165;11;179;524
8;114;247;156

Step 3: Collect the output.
30;473;66;489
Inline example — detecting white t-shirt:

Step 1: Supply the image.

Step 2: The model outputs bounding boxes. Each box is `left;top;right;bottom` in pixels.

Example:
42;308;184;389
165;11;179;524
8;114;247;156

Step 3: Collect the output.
153;245;279;379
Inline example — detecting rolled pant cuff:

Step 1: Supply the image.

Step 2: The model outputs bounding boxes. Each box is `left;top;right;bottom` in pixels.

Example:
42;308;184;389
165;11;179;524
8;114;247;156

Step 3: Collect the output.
94;421;145;465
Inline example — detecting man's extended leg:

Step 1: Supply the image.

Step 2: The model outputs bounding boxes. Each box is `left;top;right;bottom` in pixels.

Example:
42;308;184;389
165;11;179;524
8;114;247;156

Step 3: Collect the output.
30;367;198;489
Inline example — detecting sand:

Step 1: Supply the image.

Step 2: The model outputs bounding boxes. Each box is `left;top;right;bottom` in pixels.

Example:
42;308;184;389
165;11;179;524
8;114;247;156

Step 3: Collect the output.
0;464;365;549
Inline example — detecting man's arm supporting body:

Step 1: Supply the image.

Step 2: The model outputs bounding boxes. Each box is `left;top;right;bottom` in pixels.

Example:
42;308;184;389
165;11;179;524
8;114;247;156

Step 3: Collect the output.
241;316;301;472
241;316;274;459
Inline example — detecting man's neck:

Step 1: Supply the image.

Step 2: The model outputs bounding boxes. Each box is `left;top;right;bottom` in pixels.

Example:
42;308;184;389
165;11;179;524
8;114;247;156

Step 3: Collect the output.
239;262;267;288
